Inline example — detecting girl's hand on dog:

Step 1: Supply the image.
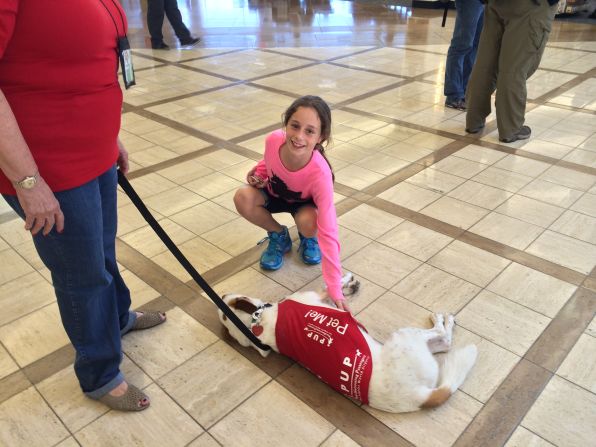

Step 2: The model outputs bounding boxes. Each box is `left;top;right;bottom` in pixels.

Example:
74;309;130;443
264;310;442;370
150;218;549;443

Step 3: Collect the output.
334;298;351;313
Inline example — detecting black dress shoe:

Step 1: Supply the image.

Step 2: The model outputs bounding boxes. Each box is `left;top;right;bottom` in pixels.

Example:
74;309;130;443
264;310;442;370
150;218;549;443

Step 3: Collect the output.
179;36;200;47
151;42;170;50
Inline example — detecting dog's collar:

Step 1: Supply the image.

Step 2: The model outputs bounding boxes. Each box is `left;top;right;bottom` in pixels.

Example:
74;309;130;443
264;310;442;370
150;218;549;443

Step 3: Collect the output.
251;303;272;327
251;303;272;337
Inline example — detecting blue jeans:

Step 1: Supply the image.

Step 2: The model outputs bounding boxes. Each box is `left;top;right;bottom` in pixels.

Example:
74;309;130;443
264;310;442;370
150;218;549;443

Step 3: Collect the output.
444;0;484;102
3;165;137;398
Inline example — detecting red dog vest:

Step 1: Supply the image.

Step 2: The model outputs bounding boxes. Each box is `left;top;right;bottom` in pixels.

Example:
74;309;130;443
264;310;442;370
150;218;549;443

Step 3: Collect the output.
275;300;373;404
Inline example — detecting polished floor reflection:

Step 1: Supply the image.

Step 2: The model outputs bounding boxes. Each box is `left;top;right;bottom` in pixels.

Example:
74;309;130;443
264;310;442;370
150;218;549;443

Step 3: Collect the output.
1;1;596;446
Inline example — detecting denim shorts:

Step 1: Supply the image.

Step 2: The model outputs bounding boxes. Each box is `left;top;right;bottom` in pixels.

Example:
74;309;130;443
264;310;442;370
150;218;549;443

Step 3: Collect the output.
259;188;316;216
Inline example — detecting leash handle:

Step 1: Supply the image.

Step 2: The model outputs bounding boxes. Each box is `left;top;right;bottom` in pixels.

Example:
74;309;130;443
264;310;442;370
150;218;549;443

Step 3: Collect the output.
117;170;271;351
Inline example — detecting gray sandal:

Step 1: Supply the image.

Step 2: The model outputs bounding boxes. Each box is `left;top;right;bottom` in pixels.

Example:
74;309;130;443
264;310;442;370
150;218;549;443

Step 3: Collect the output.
132;311;166;331
98;384;150;412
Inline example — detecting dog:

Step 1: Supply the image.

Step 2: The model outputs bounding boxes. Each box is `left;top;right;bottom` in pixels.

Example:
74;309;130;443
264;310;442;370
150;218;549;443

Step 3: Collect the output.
219;273;477;413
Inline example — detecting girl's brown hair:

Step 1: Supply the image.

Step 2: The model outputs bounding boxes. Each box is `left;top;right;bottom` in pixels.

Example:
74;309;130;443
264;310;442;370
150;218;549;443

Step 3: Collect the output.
282;95;334;181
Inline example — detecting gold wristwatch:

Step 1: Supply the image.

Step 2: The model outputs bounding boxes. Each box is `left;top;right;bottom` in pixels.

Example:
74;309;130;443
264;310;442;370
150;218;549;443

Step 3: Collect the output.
13;173;39;189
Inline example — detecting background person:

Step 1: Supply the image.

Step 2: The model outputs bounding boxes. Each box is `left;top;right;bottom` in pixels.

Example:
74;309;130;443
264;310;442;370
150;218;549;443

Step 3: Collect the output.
444;0;484;110
465;0;558;143
147;0;200;49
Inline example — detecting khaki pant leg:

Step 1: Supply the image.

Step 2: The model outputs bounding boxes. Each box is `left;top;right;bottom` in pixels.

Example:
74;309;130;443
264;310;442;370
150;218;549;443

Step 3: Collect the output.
494;0;556;139
465;2;501;130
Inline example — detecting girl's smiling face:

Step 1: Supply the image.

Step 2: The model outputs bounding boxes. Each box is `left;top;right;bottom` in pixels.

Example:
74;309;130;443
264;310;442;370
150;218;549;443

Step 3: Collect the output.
284;106;322;159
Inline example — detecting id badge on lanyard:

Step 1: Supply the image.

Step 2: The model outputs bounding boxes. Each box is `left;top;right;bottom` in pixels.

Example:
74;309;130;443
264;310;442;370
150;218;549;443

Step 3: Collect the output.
117;36;135;89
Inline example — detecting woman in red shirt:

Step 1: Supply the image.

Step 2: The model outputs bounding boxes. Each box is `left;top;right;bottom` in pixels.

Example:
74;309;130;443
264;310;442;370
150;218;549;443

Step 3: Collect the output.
0;1;165;411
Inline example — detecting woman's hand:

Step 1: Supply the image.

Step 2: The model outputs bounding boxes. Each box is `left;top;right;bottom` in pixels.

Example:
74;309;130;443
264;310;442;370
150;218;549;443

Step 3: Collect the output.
246;168;267;188
15;176;64;236
117;139;129;175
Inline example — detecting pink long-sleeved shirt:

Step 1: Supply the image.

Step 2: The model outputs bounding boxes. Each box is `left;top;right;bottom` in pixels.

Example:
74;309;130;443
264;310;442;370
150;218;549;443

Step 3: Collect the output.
254;130;343;300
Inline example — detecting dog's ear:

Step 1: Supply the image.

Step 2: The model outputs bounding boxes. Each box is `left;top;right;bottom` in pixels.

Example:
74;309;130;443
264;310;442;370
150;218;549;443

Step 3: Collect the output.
228;297;258;315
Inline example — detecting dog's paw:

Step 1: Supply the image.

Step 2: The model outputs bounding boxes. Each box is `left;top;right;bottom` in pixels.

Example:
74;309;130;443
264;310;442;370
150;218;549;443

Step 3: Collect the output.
345;279;360;296
430;313;445;327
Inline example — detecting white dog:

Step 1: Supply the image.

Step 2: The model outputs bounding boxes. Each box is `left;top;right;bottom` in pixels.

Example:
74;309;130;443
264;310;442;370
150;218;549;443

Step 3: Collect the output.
219;273;477;413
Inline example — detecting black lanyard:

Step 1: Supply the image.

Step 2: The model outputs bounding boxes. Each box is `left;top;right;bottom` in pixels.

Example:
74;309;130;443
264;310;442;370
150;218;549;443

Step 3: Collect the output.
99;0;136;89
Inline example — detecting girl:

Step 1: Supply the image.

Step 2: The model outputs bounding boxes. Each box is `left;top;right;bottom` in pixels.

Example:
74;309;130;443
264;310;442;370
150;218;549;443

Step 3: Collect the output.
233;95;350;311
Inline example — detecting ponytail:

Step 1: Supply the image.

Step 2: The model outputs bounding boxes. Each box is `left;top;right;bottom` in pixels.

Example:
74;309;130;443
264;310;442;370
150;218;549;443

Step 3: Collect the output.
315;142;335;182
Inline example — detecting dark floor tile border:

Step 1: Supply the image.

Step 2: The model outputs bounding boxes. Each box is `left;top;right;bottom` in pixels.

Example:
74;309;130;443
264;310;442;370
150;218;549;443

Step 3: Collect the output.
453;359;552;447
533;67;596;104
458;231;585;286
121;51;595;179
546;44;596;54
584;276;596;293
454;287;596;447
543;101;596;116
278;364;414;447
525;287;596;372
23;344;75;386
0;370;32;404
339;105;596;176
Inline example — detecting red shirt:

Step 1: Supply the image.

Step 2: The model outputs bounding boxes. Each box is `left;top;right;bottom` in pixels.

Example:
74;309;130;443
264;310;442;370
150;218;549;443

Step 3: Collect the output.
275;300;373;404
0;0;126;193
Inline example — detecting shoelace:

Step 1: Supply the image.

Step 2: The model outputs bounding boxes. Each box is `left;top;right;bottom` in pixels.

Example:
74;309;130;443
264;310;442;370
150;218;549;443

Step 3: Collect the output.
300;238;318;250
257;233;286;253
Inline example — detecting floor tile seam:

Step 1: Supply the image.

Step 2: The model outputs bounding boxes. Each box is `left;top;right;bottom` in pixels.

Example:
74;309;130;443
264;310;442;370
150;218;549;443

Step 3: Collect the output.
471;139;596;177
124;79;245;110
546;44;596;54
0;211;16;225
175;48;251;63
536;66;596;76
130;48;248;66
259;45;382;63
386;250;571;322
452;358;554;447
542;100;596;116
367;196;586;286
423;303;530;361
196;378;275;431
525;285;596;352
0;296;59;330
327;61;409;79
172;62;250;83
533;66;596;104
34;381;78;440
552;370;596;397
0;249;43;286
127;63;168;74
129;56;435;113
275;365;415;447
391;45;448;56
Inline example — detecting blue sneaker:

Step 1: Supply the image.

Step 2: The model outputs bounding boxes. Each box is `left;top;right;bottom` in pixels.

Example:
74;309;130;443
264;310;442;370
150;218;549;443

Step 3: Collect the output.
259;226;292;270
298;233;321;265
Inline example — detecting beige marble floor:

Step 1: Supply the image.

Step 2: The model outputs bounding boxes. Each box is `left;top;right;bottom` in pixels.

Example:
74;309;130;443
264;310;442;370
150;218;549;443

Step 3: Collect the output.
1;1;596;446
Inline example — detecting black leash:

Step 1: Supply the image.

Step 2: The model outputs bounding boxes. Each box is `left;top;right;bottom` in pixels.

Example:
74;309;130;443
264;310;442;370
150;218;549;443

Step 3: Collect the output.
441;0;450;27
117;170;271;351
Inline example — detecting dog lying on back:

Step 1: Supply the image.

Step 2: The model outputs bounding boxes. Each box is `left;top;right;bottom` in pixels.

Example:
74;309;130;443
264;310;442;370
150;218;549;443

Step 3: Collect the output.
219;273;477;413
